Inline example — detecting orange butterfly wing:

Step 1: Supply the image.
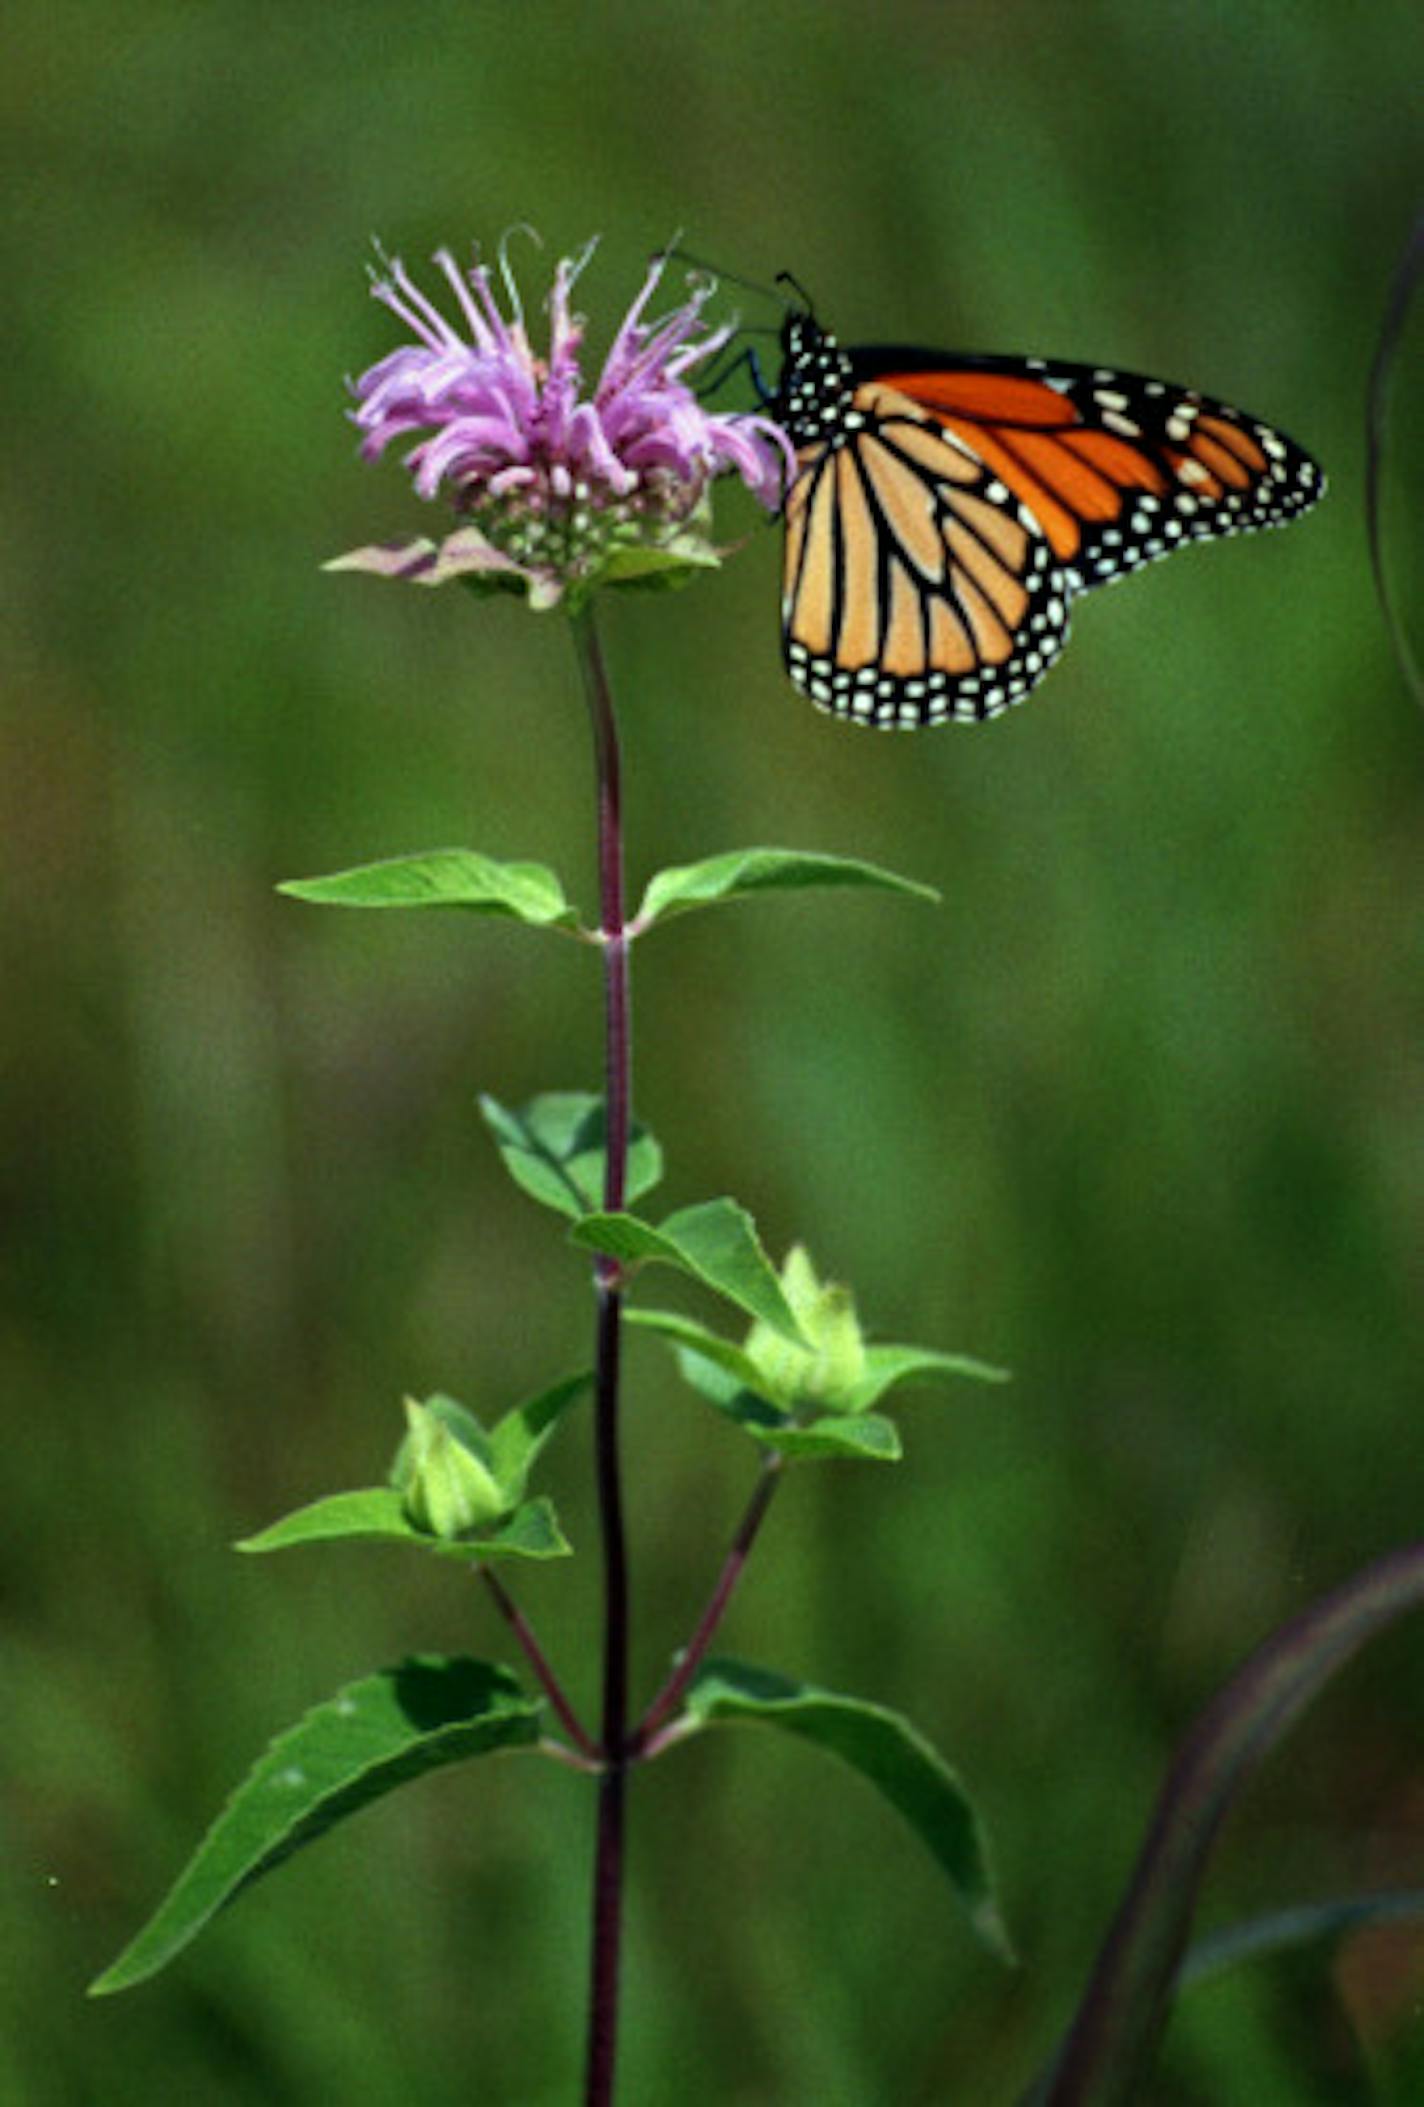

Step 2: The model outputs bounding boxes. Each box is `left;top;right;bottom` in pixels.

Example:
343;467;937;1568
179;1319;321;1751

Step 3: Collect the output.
781;380;1071;726
777;323;1324;728
869;357;1321;576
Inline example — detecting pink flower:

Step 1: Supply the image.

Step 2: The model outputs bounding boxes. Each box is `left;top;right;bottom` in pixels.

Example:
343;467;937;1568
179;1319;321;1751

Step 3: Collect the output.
333;239;794;608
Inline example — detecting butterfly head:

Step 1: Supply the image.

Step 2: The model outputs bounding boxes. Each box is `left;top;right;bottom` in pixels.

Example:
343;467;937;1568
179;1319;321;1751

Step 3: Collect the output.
775;309;855;445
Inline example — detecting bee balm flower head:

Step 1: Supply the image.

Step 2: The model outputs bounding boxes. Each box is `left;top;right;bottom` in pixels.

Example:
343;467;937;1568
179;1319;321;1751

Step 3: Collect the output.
333;238;794;609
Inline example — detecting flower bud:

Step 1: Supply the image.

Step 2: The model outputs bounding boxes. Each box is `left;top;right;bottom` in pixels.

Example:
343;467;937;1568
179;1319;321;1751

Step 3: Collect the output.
399;1399;505;1539
746;1246;868;1411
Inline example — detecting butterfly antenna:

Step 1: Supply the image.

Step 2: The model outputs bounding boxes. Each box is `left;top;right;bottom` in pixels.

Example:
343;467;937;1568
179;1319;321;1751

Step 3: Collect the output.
774;270;816;314
658;244;790;310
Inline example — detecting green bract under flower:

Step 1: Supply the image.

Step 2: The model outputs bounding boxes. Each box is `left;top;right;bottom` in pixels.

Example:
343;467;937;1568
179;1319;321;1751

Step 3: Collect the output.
744;1246;868;1412
334;238;794;609
397;1398;507;1539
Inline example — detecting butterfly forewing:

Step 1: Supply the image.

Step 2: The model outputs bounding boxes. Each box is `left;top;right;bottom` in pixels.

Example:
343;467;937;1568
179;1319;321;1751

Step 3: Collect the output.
775;314;1324;729
860;351;1325;589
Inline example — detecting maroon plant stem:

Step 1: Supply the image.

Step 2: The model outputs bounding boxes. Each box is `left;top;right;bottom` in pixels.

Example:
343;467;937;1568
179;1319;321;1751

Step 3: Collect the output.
585;1285;627;2107
571;606;632;2107
480;1567;599;1763
583;643;631;1214
631;1455;783;1758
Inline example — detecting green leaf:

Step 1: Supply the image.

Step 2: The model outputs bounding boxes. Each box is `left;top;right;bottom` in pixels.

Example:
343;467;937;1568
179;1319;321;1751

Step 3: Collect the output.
237;1487;414;1551
683;1660;1011;1962
625;1307;792;1431
469;1497;571;1561
1032;1540;1424;2107
624;1308;778;1404
634;847;939;932
278;850;577;928
570;1199;808;1346
840;1344;1011;1415
236;1490;571;1563
672;1346;790;1430
676;1366;790;1429
479;1092;664;1219
627;1310;989;1458
88;1658;541;1995
487;1372;592;1501
746;1412;902;1462
595;536;722;592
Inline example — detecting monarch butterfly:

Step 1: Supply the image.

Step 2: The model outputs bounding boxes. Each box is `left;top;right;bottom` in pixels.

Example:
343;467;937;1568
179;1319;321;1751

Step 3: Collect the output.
769;298;1325;728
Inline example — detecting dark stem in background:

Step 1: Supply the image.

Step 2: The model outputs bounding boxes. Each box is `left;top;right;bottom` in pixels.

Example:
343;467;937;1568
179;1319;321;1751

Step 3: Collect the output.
632;1455;783;1758
1364;202;1424;713
1031;1539;1424;2107
571;605;632;2107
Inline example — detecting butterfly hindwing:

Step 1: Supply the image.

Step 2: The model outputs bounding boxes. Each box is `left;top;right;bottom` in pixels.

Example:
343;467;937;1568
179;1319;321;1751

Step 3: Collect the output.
782;381;1073;726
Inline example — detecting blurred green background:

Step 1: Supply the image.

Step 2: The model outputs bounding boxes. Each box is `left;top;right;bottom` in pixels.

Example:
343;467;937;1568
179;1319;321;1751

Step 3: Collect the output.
6;2;1424;2100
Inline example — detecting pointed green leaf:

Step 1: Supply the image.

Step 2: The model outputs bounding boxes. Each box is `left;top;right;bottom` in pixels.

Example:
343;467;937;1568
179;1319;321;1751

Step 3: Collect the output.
624;1309;776;1402
565;1213;687;1263
236;1491;570;1563
488;1372;592;1501
1036;1541;1424;2107
840;1344;1011;1415
88;1657;541;1995
683;1660;1011;1962
570;1200;808;1346
746;1412;902;1462
626;1311;991;1459
624;1308;790;1430
469;1496;572;1561
634;848;939;932
479;1092;664;1219
596;536;721;591
237;1487;414;1551
278;850;577;928
685;1376;790;1430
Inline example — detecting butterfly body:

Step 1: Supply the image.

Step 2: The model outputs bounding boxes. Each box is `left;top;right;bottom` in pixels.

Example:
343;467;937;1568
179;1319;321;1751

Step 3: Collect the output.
773;310;1324;727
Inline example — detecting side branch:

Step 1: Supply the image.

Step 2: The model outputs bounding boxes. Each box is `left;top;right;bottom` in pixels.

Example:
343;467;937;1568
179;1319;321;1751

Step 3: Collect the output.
632;1455;783;1757
480;1567;599;1762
